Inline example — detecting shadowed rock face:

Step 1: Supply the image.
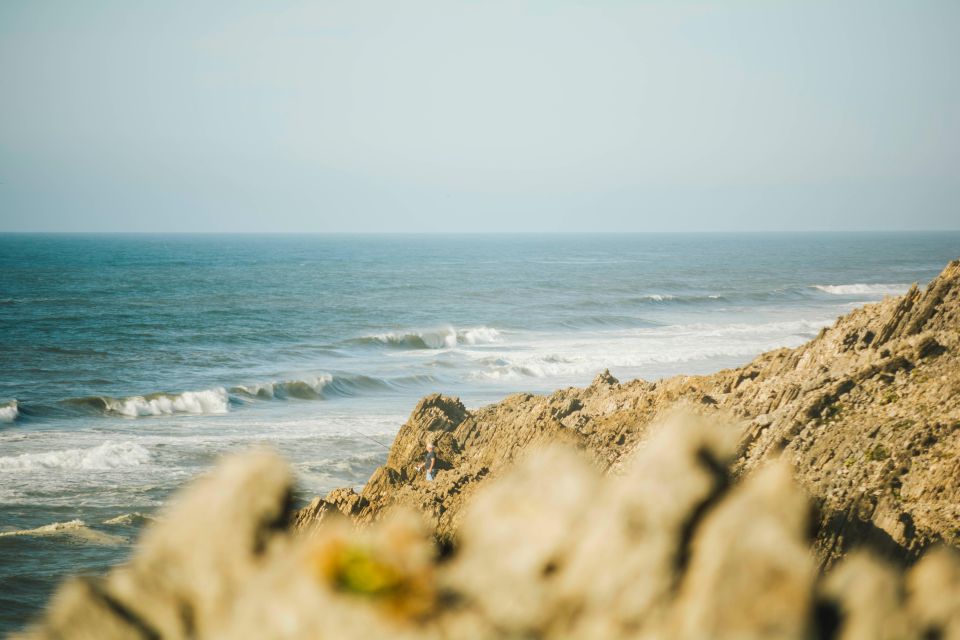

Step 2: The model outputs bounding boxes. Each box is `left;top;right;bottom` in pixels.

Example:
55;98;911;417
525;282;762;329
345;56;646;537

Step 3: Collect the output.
18;417;960;639
312;259;960;567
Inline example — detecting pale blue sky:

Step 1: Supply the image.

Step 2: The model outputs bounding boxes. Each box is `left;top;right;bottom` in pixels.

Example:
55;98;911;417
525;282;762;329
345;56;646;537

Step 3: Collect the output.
0;1;957;232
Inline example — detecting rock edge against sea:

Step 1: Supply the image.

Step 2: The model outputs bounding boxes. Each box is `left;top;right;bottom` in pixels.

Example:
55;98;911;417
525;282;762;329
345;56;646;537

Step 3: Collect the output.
17;259;960;639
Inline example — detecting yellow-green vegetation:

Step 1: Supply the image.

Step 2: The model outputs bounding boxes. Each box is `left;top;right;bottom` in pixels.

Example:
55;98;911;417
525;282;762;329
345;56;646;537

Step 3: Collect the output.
309;528;438;620
867;444;890;461
330;545;404;597
881;392;899;405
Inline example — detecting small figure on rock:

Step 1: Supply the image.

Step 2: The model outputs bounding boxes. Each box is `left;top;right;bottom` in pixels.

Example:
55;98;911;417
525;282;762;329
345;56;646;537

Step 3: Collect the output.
416;442;437;481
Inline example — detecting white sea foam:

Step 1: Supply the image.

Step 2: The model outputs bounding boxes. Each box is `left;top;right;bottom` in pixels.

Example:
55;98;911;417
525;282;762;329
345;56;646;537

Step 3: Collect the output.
468;318;829;382
813;283;911;296
368;325;501;349
0;519;125;545
0;399;18;423
641;294;675;302
106;388;229;417
457;326;502;345
103;512;156;526
296;450;386;480
0;441;151;471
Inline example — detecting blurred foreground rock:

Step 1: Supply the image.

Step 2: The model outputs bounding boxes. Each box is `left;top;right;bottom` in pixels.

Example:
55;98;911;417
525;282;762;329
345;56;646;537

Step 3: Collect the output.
19;415;960;639
21;259;960;638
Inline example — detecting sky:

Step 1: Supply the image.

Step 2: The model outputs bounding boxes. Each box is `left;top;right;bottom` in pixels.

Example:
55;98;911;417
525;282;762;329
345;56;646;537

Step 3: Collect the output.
0;0;958;232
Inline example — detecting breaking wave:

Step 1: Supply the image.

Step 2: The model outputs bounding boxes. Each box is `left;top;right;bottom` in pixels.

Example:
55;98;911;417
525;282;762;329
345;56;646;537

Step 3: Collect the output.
0;399;18;423
65;388;229;417
52;372;434;420
813;283;911;296
231;376;333;400
0;441;151;471
469;319;828;381
356;326;501;350
102;512;156;526
230;373;429;401
0;519;125;545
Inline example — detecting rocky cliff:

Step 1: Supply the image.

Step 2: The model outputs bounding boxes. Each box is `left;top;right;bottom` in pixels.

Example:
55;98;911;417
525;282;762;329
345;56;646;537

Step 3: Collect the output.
299;259;960;569
18;259;960;639
19;418;960;639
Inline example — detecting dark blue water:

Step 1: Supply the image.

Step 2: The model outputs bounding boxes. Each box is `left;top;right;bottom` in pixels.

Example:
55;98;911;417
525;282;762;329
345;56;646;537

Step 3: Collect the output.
1;232;958;633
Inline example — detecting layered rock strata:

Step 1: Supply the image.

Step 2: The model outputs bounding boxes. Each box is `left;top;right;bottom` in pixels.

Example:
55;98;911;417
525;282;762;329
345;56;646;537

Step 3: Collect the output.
309;260;960;568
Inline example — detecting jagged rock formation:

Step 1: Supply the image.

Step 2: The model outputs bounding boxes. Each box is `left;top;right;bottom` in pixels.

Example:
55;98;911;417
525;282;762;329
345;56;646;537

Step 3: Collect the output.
19;259;960;638
310;259;960;568
19;417;960;639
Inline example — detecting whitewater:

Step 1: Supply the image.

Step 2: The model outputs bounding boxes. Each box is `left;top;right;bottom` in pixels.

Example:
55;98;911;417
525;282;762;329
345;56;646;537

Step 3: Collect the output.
2;232;960;633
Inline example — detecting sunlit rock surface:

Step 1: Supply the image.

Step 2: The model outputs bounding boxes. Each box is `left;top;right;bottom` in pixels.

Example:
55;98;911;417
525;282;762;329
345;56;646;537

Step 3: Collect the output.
19;417;960;639
19;259;960;639
324;260;960;566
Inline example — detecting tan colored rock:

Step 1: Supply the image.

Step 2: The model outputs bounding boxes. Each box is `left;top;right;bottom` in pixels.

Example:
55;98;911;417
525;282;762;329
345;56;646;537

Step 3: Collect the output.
907;546;960;640
294;259;960;567
21;412;960;639
672;462;815;640
26;578;151;640
291;496;336;533
291;487;365;535
215;510;439;640
820;552;913;640
558;412;739;638
25;258;960;639
447;446;600;634
20;450;294;640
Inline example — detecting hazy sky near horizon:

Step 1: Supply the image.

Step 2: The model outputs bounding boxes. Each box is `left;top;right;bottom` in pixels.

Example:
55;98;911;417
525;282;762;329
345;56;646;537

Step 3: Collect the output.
1;1;958;232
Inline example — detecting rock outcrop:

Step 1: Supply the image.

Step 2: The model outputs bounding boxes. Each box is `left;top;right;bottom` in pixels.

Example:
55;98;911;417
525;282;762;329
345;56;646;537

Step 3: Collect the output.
311;260;960;568
19;416;960;639
19;259;960;638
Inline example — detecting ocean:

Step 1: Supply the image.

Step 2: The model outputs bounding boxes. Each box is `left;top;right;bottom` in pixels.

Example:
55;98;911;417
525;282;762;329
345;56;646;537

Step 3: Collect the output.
1;232;958;633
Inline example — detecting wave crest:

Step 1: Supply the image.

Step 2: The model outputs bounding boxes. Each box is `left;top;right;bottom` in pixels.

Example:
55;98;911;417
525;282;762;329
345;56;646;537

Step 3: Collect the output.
231;373;428;401
66;388;229;417
813;283;910;296
359;325;501;350
232;376;333;400
0;519;125;545
0;399;18;423
103;512;156;526
0;441;151;471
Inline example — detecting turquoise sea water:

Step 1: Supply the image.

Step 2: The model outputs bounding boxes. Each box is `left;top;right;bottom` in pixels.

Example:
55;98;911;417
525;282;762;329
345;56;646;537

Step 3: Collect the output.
1;232;959;632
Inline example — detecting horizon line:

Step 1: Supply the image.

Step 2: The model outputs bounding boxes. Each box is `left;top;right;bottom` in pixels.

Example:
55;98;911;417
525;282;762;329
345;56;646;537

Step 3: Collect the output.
3;229;960;236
